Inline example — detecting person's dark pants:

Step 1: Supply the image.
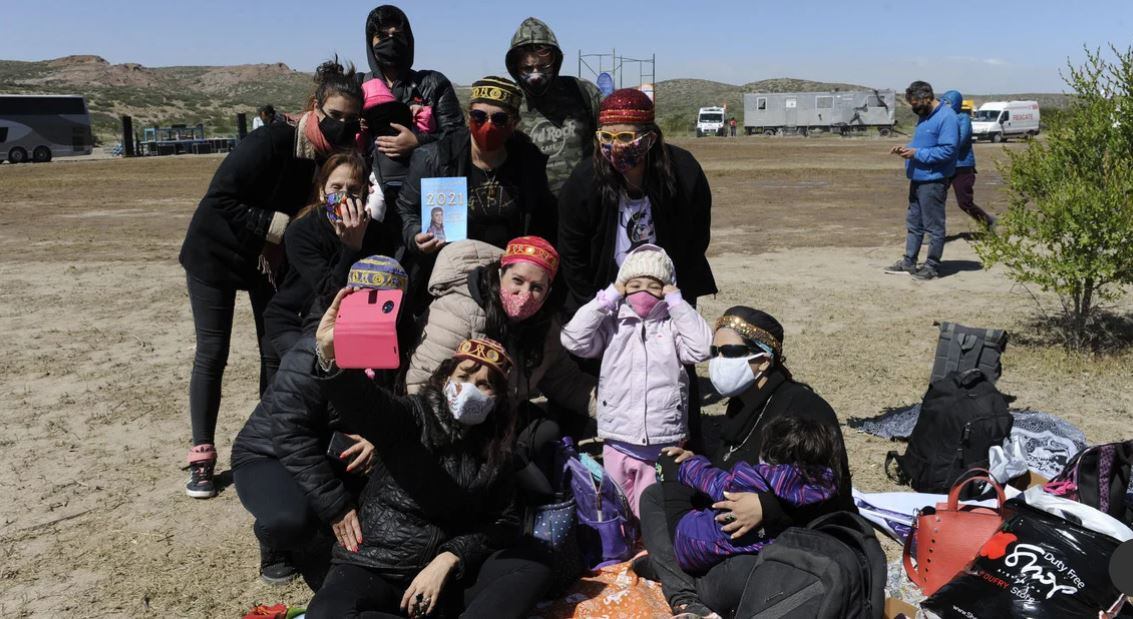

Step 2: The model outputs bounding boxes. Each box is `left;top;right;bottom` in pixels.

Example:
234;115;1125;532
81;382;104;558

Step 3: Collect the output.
514;416;564;504
640;483;761;616
233;456;333;589
903;180;948;270
233;457;320;550
186;273;277;446
307;546;552;619
949;167;992;226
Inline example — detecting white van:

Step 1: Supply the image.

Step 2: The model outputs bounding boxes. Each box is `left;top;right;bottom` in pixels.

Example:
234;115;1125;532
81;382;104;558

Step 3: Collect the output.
971;101;1040;142
696;106;726;137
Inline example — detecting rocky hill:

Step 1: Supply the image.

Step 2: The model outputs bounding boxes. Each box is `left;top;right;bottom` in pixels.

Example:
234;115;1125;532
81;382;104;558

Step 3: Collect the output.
0;55;1072;142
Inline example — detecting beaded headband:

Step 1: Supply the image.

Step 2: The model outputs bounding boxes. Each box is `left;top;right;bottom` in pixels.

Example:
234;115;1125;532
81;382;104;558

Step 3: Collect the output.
714;315;782;358
454;338;513;379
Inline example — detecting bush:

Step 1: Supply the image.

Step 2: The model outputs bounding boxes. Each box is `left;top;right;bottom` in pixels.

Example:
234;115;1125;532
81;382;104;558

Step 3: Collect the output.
975;46;1133;350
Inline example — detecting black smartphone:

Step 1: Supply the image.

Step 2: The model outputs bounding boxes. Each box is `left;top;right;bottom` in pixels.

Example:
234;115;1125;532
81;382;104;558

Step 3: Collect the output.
326;431;357;461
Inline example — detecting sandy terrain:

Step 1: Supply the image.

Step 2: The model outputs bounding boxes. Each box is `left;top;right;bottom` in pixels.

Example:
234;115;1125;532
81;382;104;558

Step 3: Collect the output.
1;137;1130;616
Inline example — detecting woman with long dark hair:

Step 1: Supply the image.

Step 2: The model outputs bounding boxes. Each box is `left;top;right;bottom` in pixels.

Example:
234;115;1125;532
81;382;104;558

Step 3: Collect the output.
557;88;716;314
306;294;551;618
178;58;363;499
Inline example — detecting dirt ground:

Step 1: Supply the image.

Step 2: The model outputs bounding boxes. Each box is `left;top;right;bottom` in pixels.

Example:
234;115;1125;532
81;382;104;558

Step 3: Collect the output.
1;136;1131;617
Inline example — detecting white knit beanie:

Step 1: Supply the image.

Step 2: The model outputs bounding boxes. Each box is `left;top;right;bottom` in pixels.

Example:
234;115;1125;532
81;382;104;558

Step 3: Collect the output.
616;244;675;287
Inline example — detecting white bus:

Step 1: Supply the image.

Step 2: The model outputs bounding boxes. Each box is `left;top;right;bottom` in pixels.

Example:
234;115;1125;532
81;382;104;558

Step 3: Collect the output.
0;95;94;163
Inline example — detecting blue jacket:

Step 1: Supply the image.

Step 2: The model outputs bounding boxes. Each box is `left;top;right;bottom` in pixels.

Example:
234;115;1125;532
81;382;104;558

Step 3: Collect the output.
941;90;975;169
905;100;959;181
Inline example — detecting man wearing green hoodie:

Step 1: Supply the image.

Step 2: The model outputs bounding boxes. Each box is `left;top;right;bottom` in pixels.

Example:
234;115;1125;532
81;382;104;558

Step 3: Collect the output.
506;17;601;199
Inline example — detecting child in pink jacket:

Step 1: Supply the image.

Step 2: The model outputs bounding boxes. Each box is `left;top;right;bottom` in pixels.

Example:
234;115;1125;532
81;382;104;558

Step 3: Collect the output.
561;244;713;516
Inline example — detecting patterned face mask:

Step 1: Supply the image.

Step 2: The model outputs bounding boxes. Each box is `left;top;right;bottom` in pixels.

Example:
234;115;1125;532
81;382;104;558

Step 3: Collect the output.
599;132;655;174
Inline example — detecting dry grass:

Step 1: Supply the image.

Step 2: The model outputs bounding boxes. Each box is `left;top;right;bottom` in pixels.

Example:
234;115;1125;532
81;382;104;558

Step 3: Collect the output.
0;138;1130;616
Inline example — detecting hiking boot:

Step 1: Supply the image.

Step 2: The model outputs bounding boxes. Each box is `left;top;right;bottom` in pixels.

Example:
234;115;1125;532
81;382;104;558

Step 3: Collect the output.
260;541;299;586
884;260;916;275
912;264;939;280
185;444;217;499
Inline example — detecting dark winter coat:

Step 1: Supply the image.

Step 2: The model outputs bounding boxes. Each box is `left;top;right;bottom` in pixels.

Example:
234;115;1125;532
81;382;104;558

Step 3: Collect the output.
179;122;318;289
711;370;855;530
262;210;397;350
231;340;354;524
395;126;556;253
361;5;464;147
557;144;717;313
319;365;518;579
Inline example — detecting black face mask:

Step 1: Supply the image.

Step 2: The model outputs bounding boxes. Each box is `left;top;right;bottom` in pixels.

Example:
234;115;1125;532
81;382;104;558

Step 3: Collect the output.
318;114;360;149
373;36;410;71
911;101;934;118
519;70;554;97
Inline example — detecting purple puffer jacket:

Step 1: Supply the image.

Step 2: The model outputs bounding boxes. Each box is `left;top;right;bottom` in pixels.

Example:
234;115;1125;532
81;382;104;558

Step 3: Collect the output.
561;285;713;446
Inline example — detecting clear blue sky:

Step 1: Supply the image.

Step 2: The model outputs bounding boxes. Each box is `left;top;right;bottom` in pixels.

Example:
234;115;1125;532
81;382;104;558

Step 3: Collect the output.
2;0;1130;93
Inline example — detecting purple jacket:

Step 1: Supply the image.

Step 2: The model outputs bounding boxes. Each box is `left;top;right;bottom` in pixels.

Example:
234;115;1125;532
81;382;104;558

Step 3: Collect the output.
673;455;837;573
560;285;712;446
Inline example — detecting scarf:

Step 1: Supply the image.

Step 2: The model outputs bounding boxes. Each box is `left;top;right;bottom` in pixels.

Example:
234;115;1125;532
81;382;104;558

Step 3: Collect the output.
298;111;333;159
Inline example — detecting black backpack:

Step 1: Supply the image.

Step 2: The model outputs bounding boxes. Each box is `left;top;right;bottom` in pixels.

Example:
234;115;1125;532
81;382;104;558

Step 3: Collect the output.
887;369;1013;497
734;512;886;619
930;321;1007;385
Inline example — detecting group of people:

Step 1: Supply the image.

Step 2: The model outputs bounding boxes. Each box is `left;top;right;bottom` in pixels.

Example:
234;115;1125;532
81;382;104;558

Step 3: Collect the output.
178;6;857;617
886;81;996;281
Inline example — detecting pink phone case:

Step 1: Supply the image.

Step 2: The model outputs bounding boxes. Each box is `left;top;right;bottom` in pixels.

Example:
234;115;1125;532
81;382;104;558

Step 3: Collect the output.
333;289;402;370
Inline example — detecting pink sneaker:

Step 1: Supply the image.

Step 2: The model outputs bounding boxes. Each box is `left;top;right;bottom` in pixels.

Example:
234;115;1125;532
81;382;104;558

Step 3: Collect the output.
185;444;217;499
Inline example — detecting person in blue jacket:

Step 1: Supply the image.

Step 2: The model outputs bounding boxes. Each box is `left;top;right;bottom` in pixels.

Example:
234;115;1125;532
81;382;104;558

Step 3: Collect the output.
885;81;958;281
939;90;996;229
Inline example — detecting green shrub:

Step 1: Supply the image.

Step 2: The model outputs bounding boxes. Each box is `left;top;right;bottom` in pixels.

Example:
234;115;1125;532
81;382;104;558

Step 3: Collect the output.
975;46;1133;349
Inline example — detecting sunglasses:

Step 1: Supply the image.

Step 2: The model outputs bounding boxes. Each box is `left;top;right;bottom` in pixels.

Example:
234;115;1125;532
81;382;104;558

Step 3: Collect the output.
469;109;512;127
709;345;768;359
596;130;648;145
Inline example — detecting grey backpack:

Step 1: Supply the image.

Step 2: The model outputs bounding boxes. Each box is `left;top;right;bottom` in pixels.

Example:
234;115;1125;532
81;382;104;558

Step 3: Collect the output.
930;321;1007;384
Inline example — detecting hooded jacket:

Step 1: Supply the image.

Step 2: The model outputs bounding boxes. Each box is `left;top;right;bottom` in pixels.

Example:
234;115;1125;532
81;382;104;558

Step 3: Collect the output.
941;90;975;169
362;5;464;146
505;17;601;198
406;240;596;416
318;363;518;579
560;285;712;446
904;100;959;182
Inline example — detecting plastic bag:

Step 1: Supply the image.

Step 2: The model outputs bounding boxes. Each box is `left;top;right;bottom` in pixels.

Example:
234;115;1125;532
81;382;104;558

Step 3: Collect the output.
921;499;1129;618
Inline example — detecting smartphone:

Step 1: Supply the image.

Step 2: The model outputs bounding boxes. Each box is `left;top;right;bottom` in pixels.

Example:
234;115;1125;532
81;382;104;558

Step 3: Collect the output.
326;431;357;461
333;289;403;370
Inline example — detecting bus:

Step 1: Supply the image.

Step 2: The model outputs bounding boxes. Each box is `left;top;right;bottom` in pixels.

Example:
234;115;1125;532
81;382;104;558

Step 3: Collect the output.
0;95;94;163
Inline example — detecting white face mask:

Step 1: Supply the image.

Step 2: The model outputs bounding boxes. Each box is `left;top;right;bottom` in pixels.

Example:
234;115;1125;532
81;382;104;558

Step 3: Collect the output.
443;379;495;426
708;355;766;397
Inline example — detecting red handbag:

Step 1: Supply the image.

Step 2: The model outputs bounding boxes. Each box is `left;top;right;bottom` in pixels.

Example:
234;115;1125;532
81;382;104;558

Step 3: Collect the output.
902;471;1010;596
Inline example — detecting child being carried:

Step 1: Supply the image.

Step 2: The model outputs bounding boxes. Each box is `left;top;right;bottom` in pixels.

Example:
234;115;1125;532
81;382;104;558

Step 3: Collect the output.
660;416;842;574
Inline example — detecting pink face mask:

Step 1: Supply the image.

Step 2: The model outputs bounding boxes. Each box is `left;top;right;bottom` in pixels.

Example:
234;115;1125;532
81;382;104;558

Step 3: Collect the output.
626;291;662;317
500;289;543;321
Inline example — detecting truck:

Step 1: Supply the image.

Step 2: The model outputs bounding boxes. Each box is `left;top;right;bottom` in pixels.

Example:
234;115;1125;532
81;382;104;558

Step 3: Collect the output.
971;101;1040;143
743;90;896;136
696;106;726;137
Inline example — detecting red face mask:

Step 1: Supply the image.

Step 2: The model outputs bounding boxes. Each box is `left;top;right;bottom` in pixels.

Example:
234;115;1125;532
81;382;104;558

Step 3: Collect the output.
470;118;512;151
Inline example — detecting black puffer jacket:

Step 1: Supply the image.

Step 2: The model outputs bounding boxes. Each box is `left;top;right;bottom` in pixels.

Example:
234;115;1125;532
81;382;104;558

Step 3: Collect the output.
361;5;464;146
320;365;517;579
180;122;317;289
231;340;353;524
